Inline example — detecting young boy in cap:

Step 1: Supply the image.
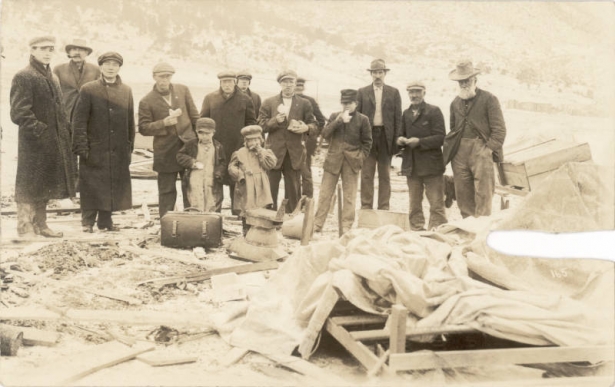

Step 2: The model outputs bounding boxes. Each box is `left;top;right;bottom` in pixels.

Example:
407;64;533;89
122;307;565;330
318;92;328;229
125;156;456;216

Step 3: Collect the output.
176;118;226;212
228;125;277;235
314;89;372;234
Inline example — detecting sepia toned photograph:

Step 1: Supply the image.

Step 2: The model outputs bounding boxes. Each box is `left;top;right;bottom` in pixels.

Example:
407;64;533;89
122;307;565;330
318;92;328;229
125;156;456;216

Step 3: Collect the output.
0;0;613;385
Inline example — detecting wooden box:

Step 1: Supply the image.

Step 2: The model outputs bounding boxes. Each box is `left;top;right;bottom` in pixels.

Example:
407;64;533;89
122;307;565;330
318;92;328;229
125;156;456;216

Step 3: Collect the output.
499;139;592;191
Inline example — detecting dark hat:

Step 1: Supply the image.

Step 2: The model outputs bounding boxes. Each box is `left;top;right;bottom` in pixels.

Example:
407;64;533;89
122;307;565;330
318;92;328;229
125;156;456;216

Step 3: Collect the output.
449;60;481;81
296;77;306;86
236;70;252;80
340;89;358;103
97;51;123;66
406;80;426;91
217;71;236;80
367;59;390;72
152;62;175;74
29;36;56;47
65;38;93;55
196;118;216;132
241;125;263;139
277;70;297;83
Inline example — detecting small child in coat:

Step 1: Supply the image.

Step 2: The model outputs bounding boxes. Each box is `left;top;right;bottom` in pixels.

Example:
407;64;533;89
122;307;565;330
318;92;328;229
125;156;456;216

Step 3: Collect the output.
228;125;277;235
176;118;227;212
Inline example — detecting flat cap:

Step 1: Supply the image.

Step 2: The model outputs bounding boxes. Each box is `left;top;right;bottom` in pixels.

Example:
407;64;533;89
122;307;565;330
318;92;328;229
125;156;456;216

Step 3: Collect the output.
196;118;216;132
406;80;426;91
236;70;252;80
340;89;358;103
29;36;56;47
152;62;175;74
97;51;123;66
217;71;236;80
277;70;297;83
241;125;263;139
296;77;306;86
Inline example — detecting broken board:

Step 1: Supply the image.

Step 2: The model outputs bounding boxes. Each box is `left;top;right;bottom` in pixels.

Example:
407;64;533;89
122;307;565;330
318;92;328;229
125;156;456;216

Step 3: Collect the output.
136;351;197;367
0;323;59;346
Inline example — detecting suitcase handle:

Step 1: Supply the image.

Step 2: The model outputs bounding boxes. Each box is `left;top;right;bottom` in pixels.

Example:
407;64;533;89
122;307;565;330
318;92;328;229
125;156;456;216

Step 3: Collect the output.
184;207;203;213
202;221;208;239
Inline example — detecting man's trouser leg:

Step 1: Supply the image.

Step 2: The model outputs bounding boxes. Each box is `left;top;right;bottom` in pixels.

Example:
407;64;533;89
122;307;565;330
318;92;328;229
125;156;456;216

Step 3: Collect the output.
423;174;448;230
472;142;495;217
32;201;49;231
281;154;300;214
96;210;113;229
360;133;379;209
229;182;240;215
82;210;98;227
451;139;477;218
16;202;37;235
158;171;180;218
269;165;283;211
314;168;340;230
407;176;426;231
375;132;392;210
300;149;314;198
340;160;360;232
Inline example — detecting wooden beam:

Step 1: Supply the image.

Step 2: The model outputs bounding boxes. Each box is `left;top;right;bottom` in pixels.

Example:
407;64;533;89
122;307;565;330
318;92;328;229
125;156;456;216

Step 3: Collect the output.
330;314;386;327
300;197;315;246
366;349;390;378
136;351;198;367
350;324;476;342
388;345;615;372
121;245;211;269
337;184;343;237
83;289;143;305
0;324;59;346
0;202;158;216
264;353;348;384
389;305;407;354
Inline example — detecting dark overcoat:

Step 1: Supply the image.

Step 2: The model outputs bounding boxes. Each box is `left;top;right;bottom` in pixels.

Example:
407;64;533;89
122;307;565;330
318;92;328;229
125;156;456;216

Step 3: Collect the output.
245;89;262;119
53;61;101;121
258;93;318;170
322;111;372;174
72;76;135;211
176;139;226;208
356;83;402;155
399;101;446;177
297;93;327;156
10;56;76;203
138;83;199;173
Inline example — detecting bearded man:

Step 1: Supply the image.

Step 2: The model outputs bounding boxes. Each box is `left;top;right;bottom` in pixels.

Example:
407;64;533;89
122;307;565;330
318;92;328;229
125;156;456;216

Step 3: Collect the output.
443;60;506;218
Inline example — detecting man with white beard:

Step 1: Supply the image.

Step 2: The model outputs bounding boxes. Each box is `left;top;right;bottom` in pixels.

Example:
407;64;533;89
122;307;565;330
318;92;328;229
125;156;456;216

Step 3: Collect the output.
443;60;506;218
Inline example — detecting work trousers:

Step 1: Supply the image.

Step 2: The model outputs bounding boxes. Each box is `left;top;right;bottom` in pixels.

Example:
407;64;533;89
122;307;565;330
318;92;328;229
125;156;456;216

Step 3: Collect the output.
16;201;48;235
82;209;113;229
314;158;360;233
407;174;447;231
269;152;300;214
360;128;392;210
157;170;189;218
451;138;495;218
300;145;315;198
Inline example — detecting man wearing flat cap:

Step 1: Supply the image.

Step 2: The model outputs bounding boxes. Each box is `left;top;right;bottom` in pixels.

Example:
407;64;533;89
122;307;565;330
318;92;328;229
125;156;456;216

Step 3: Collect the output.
258;69;318;213
10;36;75;237
443;60;506;218
357;59;402;211
295;77;327;199
397;81;447;231
139;62;200;218
72;52;135;232
201;71;256;213
236;71;261;119
314;89;372;234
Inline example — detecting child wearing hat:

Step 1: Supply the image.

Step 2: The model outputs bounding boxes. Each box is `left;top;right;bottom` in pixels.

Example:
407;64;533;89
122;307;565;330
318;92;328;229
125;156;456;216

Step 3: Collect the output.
176;118;227;212
228;125;277;235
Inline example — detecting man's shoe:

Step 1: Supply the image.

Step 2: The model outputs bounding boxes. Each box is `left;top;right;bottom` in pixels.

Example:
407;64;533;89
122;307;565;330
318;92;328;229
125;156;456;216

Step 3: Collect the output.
38;227;63;238
82;225;94;233
99;225;120;232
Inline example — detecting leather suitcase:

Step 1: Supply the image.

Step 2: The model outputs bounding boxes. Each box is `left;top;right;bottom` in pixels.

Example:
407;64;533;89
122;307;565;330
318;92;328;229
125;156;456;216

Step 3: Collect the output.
160;208;223;248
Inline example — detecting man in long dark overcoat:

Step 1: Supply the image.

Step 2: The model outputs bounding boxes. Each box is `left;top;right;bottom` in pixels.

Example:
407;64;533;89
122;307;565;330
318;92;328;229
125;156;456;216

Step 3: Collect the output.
72;52;135;232
236;70;261;119
138;62;200;218
200;71;256;213
10;36;75;238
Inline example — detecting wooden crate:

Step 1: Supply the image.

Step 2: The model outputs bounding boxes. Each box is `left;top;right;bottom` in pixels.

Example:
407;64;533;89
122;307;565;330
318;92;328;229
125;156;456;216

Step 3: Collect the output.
499;139;592;191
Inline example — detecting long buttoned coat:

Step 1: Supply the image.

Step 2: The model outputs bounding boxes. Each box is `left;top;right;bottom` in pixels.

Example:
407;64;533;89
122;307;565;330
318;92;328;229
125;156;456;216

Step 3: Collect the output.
53;61;101;122
356;83;402;155
10;56;76;203
228;146;277;216
398;101;446;177
258;93;317;170
321;111;372;174
72;76;135;211
138;84;200;173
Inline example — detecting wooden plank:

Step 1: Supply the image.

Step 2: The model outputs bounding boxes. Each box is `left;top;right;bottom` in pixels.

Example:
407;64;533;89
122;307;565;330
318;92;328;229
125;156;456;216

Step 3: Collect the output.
528;170;558;191
495;184;529;197
388;345;615;372
0;202;158;216
219;347;249;367
83;289;143;305
507;140;587;166
351;325;477;342
330;314;386;327
3;236;127;245
389;305;407;354
264;353;348;384
121;245;211;268
524;143;591;176
366;349;390;378
337;184;343;237
501;168;530;189
300;197;315;246
0;324;59;346
136;351;197;367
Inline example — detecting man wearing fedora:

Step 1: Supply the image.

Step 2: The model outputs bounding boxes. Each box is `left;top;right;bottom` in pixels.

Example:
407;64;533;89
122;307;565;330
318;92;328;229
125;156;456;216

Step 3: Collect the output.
258;70;318;213
357;59;402;211
397;81;447;231
314;89;372;234
10;36;75;238
72;52;135;232
443;60;506;218
138;62;201;218
201;71;257;213
236;70;261;119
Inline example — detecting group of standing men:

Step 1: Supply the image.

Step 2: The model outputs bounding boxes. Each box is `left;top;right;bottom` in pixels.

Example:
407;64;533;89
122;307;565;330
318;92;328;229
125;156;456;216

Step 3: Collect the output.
10;35;506;238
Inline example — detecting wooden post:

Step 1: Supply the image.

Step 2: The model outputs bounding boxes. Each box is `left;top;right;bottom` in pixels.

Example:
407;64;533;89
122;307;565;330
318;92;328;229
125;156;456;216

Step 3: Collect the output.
300;198;315;246
337;184;343;237
389;304;408;354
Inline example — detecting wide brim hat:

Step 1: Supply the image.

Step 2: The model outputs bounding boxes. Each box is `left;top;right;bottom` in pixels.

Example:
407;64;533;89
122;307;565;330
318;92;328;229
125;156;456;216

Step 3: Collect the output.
65;38;93;55
449;60;481;81
367;59;390;72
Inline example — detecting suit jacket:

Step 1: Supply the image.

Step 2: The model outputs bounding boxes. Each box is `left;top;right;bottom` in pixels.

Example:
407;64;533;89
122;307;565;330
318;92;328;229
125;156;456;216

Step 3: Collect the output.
53;61;101;122
322;111;372;174
258;93;317;170
356;83;402;154
297;93;327;156
398;101;445;177
138;83;200;173
449;88;506;162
